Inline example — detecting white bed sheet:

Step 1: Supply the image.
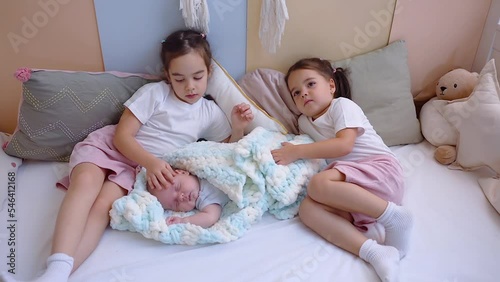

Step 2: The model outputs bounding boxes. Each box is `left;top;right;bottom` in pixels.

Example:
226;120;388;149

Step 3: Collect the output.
1;141;500;282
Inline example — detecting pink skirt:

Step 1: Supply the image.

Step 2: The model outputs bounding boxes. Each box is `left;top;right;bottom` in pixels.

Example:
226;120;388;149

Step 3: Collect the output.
57;125;138;192
325;155;404;231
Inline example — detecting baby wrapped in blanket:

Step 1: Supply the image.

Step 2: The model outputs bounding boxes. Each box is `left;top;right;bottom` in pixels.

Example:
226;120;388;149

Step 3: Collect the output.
147;168;229;228
110;127;326;245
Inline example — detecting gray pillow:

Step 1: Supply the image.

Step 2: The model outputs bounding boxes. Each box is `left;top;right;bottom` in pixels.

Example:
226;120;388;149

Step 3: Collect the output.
334;40;423;146
4;70;158;161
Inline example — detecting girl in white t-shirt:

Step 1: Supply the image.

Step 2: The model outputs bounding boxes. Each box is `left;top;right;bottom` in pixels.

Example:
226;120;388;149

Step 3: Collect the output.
1;30;253;282
271;58;412;282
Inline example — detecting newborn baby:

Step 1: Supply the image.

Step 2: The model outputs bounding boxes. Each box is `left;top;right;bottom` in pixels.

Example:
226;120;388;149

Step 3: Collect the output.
147;169;229;228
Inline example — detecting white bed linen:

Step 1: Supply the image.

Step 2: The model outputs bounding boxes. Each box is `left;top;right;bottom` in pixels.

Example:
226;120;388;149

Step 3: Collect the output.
1;141;500;282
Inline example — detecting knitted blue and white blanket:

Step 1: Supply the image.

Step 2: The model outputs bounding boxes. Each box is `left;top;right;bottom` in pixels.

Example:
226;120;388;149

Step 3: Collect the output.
110;127;326;245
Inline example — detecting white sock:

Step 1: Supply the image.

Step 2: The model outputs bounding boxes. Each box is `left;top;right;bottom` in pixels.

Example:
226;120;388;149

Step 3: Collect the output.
377;202;413;258
359;239;400;282
0;253;74;282
35;253;74;282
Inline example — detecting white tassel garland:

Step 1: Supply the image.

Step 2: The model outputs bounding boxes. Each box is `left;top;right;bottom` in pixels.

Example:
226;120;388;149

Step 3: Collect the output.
259;0;289;53
179;0;210;34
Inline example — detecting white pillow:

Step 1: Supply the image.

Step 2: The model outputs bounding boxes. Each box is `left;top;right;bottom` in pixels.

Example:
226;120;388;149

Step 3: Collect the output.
206;60;287;134
442;59;500;174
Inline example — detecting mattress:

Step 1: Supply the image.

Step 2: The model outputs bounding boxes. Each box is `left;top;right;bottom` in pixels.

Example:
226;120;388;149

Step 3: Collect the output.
1;140;500;282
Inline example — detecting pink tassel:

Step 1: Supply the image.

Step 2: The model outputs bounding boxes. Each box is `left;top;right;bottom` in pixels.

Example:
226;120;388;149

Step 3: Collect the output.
14;67;32;82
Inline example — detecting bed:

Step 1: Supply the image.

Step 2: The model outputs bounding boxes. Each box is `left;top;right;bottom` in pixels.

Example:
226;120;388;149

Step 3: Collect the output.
2;40;500;281
1;138;499;282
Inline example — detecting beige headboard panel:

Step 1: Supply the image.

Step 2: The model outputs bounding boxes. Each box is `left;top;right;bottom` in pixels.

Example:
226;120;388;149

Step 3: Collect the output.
246;0;396;73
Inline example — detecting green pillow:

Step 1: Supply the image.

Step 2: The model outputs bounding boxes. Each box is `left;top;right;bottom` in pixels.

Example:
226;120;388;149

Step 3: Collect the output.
334;40;423;146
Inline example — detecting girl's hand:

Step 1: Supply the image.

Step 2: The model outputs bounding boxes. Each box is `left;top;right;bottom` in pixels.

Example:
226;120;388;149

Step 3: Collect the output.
144;157;176;190
271;142;299;165
166;216;186;225
231;103;254;131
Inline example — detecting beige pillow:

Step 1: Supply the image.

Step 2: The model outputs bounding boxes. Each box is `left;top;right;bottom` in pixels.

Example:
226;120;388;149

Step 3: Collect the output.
442;59;500;174
206;60;287;134
238;68;301;135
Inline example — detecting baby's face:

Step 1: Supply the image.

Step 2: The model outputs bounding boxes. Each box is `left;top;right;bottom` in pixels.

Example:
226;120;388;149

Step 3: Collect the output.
148;170;200;212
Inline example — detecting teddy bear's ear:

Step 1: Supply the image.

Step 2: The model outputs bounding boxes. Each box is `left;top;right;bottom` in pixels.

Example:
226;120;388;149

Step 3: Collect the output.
414;78;439;102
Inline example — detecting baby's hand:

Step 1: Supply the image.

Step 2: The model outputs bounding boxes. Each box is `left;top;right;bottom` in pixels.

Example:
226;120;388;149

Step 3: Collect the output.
231;103;254;131
271;142;298;165
166;216;186;225
145;158;177;190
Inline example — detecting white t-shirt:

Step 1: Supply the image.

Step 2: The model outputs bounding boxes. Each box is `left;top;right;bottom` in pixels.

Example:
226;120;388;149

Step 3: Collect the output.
124;81;232;157
299;97;394;164
195;179;230;210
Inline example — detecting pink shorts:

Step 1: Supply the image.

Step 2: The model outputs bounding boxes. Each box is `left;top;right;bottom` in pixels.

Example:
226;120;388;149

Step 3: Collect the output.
324;155;404;231
57;125;138;192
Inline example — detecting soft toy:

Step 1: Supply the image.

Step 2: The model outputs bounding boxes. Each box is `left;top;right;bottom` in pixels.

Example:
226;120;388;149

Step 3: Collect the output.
414;68;479;165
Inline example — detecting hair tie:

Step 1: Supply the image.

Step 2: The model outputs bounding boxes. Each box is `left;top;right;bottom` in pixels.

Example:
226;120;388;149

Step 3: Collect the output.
161;39;166;43
200;33;206;38
332;67;337;74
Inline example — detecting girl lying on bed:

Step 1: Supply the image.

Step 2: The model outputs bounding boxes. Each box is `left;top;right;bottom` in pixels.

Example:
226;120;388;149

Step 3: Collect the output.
147;168;229;228
271;58;413;282
0;29;253;282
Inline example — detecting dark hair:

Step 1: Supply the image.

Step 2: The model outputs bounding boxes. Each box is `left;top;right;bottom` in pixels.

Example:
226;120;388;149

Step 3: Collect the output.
160;29;212;75
285;58;351;100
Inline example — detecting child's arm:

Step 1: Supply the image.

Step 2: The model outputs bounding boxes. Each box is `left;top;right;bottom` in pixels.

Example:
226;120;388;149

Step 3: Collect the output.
167;204;222;228
271;128;358;165
113;108;176;189
225;103;254;143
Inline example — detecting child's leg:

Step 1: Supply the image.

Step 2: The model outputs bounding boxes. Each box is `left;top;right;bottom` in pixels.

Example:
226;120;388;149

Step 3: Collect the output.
376;201;413;258
307;169;413;258
51;163;107;256
71;180;126;270
299;196;366;254
299;197;400;282
307;169;387;217
0;163;106;282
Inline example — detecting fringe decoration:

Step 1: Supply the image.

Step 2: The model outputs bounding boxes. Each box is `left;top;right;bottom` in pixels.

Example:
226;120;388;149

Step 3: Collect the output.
179;0;210;34
259;0;289;53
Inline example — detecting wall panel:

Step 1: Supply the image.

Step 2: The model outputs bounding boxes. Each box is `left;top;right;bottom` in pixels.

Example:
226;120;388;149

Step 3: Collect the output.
246;0;396;73
389;0;491;94
94;0;247;79
0;0;103;133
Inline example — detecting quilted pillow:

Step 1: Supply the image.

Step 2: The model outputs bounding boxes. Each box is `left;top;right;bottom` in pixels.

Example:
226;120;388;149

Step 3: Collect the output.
4;69;158;162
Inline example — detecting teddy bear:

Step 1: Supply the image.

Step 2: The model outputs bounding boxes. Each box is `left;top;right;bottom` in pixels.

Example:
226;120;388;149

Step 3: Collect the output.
413;68;479;165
